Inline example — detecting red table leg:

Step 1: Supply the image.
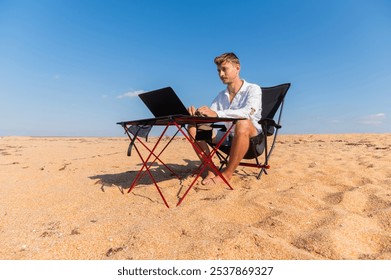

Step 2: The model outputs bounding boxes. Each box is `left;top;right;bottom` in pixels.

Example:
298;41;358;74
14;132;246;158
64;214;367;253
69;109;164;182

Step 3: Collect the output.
174;122;235;206
125;124;173;208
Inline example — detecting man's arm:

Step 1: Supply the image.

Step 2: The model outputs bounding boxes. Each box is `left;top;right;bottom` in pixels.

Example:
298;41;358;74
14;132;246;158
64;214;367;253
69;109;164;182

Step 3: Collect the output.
213;89;261;119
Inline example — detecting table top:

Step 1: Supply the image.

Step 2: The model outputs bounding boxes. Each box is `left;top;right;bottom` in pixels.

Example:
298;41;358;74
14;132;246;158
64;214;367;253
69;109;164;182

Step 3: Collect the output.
117;114;245;126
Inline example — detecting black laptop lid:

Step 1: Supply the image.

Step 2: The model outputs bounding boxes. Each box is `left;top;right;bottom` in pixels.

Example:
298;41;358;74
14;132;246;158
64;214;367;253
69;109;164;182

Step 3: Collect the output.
138;87;190;117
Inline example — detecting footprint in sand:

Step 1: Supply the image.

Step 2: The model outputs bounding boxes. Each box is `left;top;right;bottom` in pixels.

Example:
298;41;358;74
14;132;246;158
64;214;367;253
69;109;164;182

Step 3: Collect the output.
323;192;344;205
366;194;391;212
292;231;337;259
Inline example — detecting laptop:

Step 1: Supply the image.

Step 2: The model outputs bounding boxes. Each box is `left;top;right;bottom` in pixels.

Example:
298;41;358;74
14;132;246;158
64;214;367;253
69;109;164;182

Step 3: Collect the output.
138;87;190;117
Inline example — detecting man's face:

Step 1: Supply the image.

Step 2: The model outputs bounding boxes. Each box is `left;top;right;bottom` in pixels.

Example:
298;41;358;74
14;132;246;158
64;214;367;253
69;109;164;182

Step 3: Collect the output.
217;61;240;84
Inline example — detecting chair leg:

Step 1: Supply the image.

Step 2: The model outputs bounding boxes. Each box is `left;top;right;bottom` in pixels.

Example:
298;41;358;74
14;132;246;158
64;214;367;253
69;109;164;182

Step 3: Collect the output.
214;150;228;170
256;167;268;180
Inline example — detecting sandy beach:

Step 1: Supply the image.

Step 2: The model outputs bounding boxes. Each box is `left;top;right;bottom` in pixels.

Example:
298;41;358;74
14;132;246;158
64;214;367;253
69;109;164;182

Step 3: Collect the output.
0;134;390;260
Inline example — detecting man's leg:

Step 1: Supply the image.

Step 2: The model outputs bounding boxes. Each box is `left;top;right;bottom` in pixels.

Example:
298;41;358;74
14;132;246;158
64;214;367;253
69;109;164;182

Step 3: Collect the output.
204;119;258;184
187;124;216;181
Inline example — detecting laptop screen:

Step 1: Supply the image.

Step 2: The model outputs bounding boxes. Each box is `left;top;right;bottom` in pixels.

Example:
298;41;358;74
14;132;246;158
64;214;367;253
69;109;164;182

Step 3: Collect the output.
138;87;190;117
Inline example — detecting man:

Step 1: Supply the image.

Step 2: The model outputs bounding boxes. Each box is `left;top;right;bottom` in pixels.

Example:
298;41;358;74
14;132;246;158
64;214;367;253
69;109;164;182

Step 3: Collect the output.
188;52;262;185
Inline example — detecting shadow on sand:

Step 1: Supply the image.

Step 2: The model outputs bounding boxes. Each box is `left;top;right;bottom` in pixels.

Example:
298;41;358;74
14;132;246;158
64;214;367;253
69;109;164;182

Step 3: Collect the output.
89;159;201;194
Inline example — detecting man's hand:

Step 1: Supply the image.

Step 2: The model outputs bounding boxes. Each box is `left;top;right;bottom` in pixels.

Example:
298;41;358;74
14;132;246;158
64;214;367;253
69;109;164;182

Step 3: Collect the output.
188;106;197;116
195;106;218;117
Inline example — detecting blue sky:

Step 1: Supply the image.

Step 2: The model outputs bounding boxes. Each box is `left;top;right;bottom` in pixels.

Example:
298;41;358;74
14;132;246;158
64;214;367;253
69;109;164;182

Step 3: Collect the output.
1;0;390;136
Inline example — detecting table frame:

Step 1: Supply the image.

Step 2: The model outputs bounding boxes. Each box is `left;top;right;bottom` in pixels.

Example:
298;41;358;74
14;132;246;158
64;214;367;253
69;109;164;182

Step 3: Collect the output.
118;115;242;207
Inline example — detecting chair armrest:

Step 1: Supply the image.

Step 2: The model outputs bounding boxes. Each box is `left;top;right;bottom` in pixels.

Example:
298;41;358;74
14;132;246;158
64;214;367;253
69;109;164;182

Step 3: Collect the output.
195;124;213;141
211;124;226;131
258;118;281;136
126;125;152;156
195;123;229;141
259;118;282;129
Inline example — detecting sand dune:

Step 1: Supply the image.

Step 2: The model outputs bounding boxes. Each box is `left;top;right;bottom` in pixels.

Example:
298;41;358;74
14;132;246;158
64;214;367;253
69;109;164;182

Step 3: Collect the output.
0;134;390;260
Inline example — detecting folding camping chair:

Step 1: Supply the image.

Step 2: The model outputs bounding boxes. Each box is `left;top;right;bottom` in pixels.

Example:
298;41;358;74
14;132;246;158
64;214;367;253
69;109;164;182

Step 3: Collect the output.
199;83;291;179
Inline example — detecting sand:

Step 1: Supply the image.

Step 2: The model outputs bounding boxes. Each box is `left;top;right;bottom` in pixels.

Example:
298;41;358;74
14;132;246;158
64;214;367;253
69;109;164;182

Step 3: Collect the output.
0;134;390;260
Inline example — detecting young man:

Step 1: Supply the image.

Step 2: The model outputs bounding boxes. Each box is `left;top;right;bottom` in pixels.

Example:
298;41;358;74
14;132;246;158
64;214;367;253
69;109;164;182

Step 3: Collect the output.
188;52;262;185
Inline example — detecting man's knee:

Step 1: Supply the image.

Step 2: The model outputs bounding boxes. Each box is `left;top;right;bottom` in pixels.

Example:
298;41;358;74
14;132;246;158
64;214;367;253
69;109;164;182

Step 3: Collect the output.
234;120;256;137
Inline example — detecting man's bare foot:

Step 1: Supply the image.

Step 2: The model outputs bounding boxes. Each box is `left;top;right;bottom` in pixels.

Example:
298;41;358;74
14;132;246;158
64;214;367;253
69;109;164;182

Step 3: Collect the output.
202;171;232;186
201;171;216;185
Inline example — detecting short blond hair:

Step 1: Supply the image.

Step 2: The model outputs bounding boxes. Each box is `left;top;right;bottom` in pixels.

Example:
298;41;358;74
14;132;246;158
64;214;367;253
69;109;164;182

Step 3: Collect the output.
214;52;240;66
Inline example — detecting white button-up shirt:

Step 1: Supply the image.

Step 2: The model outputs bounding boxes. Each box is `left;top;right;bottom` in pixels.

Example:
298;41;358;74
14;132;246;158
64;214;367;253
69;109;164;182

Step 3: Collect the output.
210;80;262;132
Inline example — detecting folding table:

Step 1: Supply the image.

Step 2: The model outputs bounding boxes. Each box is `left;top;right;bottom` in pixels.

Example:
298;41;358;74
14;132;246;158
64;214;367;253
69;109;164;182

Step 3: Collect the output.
117;115;243;208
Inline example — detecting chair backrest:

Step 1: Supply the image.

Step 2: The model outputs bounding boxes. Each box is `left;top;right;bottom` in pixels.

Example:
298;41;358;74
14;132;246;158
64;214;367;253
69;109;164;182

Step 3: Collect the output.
261;83;291;120
260;83;290;136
